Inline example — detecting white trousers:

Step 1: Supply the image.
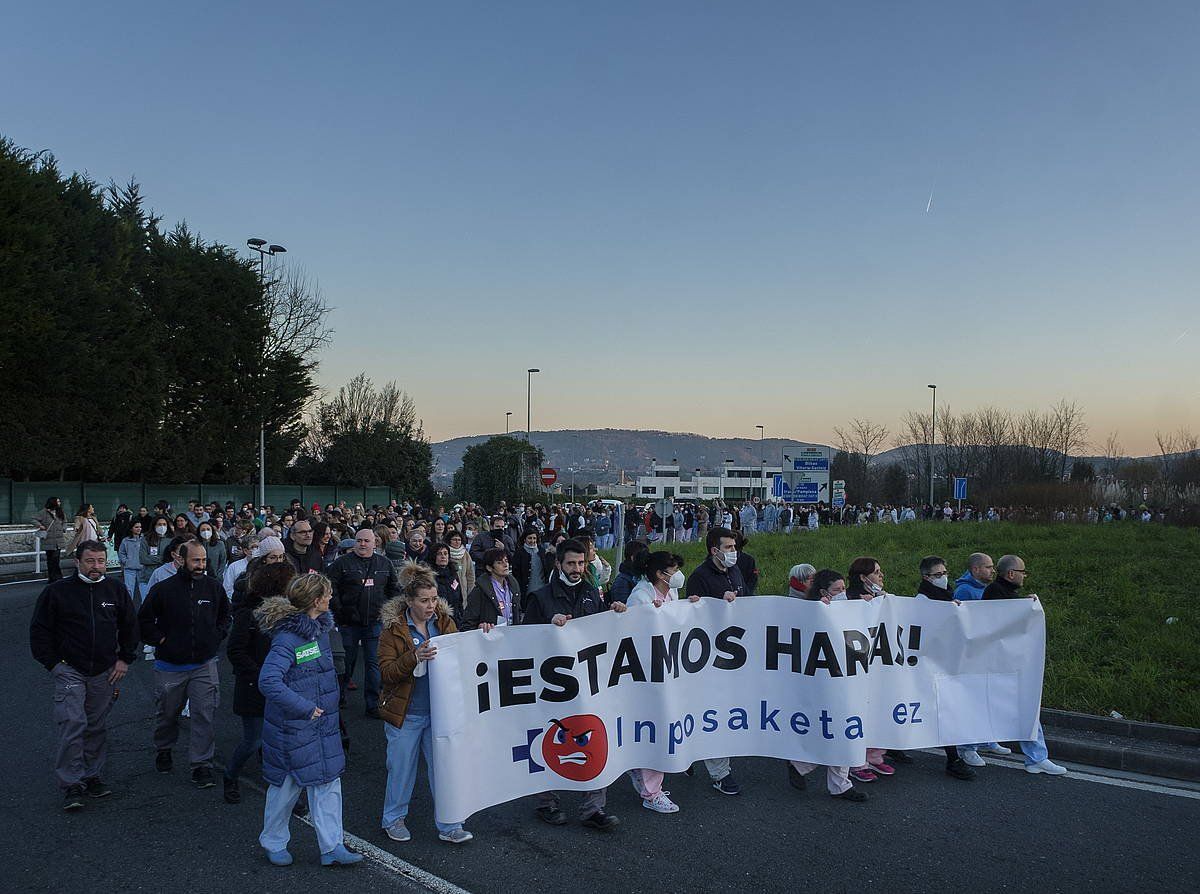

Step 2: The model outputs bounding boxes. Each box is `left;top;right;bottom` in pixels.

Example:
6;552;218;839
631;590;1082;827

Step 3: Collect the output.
789;760;851;795
260;775;345;855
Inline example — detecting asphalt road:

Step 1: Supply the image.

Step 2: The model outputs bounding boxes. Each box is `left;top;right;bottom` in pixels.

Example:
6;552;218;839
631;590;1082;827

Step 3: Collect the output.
4;577;1198;894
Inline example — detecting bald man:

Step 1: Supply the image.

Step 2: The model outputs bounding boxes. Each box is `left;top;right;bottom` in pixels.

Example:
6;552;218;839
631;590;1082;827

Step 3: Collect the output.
983;555;1067;776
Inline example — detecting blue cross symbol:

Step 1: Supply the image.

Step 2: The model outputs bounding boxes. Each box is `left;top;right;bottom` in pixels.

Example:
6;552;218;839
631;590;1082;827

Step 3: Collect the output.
512;727;545;773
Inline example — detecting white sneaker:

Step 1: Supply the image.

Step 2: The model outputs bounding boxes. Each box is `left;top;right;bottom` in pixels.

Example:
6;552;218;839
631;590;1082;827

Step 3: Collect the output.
1025;759;1068;776
642;791;680;814
438;828;474;844
980;744;1013;755
960;750;987;767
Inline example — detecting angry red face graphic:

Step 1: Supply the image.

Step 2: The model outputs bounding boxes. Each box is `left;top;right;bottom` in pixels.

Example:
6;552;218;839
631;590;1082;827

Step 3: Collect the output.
540;714;609;782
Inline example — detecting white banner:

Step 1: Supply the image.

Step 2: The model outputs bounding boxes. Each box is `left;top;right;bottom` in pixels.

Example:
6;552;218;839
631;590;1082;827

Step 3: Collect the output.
429;596;1045;823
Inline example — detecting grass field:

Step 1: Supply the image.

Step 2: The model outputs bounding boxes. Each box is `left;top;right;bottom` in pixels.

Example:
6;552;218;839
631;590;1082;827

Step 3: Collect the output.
606;522;1200;728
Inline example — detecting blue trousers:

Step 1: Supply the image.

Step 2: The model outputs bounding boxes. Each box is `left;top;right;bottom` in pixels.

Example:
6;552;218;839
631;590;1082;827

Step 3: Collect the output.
341;622;382;710
225;715;263;781
1018;721;1049;765
382;714;460;833
122;568;142;604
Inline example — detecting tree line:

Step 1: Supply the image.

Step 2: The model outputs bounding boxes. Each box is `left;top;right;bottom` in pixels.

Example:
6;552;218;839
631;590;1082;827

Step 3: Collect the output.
0;137;432;497
830;399;1200;510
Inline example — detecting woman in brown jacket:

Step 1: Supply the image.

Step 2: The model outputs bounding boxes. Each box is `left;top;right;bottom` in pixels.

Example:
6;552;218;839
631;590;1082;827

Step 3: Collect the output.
377;564;473;845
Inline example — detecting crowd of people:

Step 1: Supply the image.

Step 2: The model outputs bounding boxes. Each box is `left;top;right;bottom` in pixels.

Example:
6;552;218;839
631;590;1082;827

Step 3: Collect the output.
28;494;1065;868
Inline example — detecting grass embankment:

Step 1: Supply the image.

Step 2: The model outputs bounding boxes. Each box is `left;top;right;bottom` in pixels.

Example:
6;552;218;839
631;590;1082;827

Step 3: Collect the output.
605;522;1200;728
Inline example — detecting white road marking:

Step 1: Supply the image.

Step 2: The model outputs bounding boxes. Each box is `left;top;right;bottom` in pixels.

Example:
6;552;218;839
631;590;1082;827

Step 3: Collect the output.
230;771;473;893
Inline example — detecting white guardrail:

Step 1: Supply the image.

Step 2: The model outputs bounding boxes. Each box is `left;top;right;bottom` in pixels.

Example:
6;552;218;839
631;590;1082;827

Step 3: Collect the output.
0;525;119;576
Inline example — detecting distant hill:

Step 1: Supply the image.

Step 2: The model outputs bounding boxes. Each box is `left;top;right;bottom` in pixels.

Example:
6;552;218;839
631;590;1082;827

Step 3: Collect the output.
430;429;833;484
431;428;1157;485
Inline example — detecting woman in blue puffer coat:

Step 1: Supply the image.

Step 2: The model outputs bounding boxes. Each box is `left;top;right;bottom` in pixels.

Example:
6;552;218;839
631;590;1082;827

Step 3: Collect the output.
255;574;363;868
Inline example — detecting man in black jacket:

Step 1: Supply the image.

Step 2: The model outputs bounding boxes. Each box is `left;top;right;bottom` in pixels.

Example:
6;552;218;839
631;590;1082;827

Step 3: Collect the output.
523;539;625;832
328;526;400;717
30;540;137;810
469;515;514;575
980;555;1066;776
684;527;746;795
281;518;324;575
138;539;230;788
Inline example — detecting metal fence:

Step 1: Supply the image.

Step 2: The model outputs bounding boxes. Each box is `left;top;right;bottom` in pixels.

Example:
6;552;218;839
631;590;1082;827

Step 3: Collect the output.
0;480;397;525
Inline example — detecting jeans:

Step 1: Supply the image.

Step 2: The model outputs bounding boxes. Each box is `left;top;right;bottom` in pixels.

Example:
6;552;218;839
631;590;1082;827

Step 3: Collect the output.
382;714;461;833
1018;722;1049;765
122;568;142;604
341;622;382;710
225;715;264;781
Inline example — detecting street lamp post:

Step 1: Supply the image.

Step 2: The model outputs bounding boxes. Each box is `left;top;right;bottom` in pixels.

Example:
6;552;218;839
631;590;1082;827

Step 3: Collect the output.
756;424;765;499
247;237;286;511
505;411;512;435
928;384;937;507
526;369;540;442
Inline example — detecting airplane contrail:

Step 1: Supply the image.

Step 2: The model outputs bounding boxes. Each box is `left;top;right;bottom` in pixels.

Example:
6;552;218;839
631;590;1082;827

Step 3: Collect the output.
1172;330;1189;344
925;189;934;214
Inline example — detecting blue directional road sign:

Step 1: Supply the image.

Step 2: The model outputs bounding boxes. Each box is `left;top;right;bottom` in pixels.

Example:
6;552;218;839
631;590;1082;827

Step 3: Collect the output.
954;477;968;500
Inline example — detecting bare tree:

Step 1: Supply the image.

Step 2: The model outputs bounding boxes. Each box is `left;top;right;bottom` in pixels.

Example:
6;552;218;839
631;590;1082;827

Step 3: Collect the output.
1052;399;1090;478
1015;408;1059;480
894;411;933;486
1101;431;1125;480
834;419;890;465
263;264;334;366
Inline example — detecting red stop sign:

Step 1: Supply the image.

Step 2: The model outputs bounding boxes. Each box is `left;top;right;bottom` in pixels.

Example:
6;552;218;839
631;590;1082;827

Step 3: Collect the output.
540;467;557;486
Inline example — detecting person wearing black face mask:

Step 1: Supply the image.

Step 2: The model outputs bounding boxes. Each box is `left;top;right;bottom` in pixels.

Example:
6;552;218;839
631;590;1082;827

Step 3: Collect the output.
138;540;230;789
469;516;514;575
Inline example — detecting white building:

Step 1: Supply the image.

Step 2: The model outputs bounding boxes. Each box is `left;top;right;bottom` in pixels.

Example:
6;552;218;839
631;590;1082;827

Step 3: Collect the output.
634;463;784;503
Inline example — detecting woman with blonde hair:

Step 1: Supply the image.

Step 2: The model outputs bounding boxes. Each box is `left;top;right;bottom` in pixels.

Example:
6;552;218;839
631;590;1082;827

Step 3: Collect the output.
377;563;471;844
255;574;362;867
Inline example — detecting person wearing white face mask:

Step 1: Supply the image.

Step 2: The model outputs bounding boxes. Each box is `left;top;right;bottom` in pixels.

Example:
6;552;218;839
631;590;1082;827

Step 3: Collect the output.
912;556;976;780
845;557;896;783
786;569;868;802
139;516;172;589
916;555;954;601
196;521;227;583
522;539;627;831
626;550;699;814
683;527;747;796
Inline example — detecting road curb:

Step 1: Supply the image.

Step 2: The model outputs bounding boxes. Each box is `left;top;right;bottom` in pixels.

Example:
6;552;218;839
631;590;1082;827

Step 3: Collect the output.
1040;709;1200;782
1041;708;1200;747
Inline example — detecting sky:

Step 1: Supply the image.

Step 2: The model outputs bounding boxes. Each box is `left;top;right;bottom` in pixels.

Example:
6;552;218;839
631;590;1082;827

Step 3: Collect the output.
4;1;1198;455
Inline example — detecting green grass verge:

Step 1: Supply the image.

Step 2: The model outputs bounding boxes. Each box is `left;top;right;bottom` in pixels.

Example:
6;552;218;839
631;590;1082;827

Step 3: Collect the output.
604;522;1200;728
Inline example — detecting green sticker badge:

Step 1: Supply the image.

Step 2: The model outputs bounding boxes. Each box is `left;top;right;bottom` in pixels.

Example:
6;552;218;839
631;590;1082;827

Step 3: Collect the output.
295;641;321;664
